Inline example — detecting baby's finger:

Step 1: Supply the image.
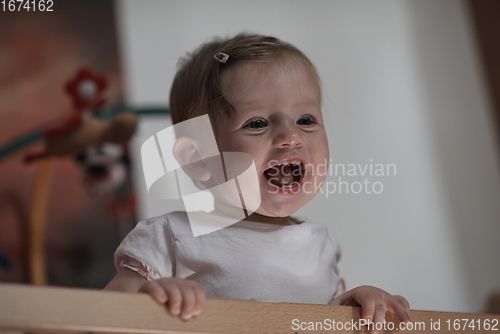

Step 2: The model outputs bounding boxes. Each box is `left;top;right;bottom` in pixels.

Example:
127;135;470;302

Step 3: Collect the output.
397;295;411;316
329;292;354;306
162;282;182;316
138;281;167;304
359;294;376;324
178;281;196;320
392;300;411;324
191;281;205;315
372;302;387;334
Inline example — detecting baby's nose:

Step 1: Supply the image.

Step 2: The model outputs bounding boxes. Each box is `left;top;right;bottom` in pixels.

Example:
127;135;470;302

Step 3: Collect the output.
272;122;303;149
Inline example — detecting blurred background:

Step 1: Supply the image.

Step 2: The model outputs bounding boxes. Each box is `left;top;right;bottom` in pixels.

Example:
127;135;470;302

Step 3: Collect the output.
0;0;499;314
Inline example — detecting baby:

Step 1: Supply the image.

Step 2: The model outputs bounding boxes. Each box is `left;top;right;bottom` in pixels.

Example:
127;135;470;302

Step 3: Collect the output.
105;33;410;331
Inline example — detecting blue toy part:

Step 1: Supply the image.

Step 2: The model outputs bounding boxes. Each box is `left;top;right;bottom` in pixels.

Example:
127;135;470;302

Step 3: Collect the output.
0;106;170;162
0;251;12;270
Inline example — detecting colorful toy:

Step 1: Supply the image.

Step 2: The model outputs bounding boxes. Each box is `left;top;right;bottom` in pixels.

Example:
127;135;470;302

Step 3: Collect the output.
19;67;139;285
23;68;138;163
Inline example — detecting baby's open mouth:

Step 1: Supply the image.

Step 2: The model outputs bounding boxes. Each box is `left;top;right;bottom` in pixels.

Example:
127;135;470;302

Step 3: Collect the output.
263;162;304;188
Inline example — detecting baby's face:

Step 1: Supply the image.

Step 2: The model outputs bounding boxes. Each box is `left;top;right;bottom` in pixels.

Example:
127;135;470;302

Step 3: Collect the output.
216;61;329;218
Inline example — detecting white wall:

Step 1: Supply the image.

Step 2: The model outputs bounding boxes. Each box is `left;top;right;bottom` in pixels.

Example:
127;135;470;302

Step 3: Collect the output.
116;0;500;313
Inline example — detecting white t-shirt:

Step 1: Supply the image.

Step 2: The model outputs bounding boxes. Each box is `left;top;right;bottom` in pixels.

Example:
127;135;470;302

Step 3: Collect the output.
115;211;345;304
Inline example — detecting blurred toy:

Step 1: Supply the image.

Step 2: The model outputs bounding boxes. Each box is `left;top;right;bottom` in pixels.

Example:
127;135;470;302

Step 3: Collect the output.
24;112;138;162
75;143;131;196
20;67;139;286
23;68;138;163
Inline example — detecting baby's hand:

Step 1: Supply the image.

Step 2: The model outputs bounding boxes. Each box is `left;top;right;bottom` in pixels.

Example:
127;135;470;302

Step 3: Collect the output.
138;277;205;320
329;285;410;333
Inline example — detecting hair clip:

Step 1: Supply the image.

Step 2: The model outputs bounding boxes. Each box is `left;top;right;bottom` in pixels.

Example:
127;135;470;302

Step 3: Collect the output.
214;52;229;64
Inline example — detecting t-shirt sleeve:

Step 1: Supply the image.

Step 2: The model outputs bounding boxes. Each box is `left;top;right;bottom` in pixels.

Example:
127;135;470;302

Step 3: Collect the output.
114;215;176;280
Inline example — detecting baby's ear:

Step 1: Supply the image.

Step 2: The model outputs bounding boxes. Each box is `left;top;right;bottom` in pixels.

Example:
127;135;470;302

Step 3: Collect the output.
172;136;211;181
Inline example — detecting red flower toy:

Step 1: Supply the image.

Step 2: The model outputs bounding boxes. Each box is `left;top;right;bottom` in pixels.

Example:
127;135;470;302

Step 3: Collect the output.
65;67;108;111
41;67;108;140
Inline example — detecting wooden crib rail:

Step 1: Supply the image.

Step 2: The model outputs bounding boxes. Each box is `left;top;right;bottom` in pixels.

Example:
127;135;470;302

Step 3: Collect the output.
0;283;498;333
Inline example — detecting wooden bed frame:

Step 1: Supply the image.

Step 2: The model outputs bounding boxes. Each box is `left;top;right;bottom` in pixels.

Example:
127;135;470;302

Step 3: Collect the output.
1;283;499;333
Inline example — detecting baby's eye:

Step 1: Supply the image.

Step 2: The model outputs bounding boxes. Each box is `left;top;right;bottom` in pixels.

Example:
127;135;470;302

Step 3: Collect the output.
244;119;267;129
297;115;315;126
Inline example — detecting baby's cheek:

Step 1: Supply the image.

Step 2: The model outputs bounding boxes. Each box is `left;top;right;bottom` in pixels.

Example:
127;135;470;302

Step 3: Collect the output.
312;173;328;194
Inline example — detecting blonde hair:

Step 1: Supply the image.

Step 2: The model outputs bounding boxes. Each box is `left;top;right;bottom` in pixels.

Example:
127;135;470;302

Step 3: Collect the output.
169;33;321;134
